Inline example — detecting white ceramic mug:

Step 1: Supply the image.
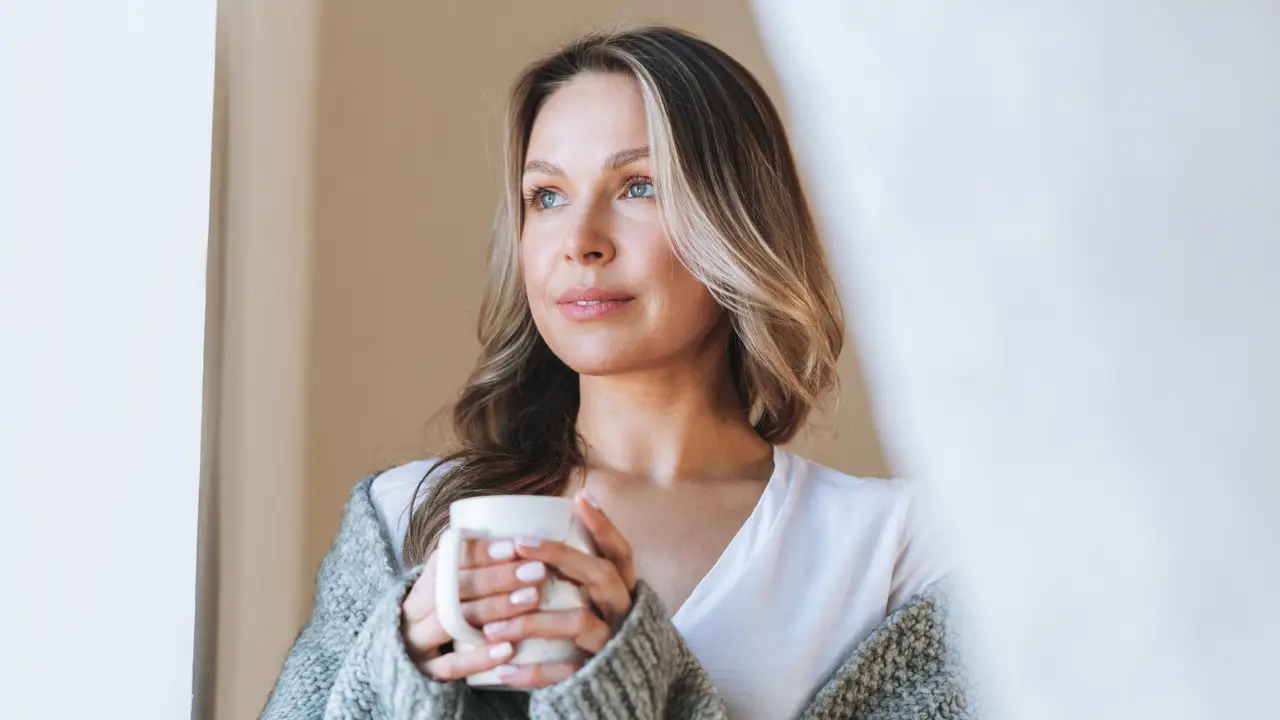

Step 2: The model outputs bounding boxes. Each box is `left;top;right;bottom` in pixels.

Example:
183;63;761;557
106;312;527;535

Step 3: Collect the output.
434;494;597;688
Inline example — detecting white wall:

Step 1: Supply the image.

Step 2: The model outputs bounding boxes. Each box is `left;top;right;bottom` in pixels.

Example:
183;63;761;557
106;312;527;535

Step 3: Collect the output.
754;1;1279;718
0;2;217;718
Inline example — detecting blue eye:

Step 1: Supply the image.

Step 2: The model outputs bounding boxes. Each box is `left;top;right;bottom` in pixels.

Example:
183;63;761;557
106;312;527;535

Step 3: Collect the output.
626;181;655;199
537;190;567;209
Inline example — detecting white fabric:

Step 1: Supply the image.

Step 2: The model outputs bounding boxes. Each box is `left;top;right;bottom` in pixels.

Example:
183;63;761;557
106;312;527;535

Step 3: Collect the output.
371;449;944;719
750;2;1280;719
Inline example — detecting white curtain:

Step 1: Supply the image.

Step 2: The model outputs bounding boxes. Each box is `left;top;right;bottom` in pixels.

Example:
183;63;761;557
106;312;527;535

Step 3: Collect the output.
1;2;217;718
751;2;1279;718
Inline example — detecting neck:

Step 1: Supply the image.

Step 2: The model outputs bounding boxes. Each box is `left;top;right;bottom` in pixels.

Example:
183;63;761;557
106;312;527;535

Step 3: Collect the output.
575;355;772;485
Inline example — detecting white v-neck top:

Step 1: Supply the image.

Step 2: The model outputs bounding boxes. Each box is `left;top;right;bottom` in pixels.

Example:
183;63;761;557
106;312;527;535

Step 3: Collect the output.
371;449;945;720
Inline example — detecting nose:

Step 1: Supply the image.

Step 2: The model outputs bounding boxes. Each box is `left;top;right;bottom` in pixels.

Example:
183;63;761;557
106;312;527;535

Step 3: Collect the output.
562;204;616;266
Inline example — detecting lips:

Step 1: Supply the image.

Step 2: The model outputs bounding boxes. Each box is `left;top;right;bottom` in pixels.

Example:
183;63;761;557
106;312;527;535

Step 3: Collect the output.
556;287;635;305
555;286;636;320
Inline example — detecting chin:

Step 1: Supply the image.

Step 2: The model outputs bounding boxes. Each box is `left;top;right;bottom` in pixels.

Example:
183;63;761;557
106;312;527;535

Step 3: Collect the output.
538;318;655;377
555;350;642;377
544;333;652;376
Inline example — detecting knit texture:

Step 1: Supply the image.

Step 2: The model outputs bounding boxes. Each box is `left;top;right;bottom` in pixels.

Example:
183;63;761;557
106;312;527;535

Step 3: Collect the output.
262;474;976;719
799;582;973;720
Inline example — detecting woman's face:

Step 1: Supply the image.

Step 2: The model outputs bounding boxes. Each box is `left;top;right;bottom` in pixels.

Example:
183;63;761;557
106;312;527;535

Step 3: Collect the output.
521;72;723;377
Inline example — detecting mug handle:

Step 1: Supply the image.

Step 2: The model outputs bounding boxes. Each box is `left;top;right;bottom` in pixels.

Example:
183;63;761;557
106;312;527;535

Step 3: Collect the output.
434;526;488;646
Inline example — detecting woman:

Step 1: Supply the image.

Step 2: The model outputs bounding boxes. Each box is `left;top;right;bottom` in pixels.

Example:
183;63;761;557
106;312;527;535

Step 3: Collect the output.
264;26;970;720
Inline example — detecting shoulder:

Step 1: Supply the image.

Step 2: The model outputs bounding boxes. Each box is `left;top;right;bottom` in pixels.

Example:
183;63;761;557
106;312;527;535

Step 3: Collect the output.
785;452;920;523
303;470;410;603
783;452;948;605
369;459;447;517
368;458;456;567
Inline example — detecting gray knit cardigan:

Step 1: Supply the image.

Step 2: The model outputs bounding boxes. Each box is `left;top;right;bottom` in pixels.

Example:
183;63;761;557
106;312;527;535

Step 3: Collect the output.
262;474;975;719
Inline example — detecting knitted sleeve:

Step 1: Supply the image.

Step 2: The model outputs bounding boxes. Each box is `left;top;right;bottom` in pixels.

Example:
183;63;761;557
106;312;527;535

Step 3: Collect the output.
798;581;978;720
259;476;722;719
526;582;728;720
260;476;479;719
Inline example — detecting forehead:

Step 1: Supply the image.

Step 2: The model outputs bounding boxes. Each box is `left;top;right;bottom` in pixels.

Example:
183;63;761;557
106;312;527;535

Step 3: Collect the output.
526;72;649;164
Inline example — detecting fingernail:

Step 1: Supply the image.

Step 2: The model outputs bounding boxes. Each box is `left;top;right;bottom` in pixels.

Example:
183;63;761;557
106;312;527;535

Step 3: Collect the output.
576;490;601;509
488;540;515;560
515;536;542;548
515;561;545;582
489;642;513;659
495;664;519;677
509;586;538;605
484;620;510;636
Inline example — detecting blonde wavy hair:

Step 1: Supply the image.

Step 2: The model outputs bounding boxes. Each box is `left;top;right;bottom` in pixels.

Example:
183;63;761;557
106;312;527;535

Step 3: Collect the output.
404;26;843;565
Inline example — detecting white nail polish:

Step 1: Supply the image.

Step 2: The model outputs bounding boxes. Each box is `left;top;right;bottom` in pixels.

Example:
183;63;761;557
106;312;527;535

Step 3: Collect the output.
495;664;518;677
515;536;542;548
509;586;538;605
488;540;515;560
578;490;601;509
515;561;545;582
489;642;513;659
484;620;510;636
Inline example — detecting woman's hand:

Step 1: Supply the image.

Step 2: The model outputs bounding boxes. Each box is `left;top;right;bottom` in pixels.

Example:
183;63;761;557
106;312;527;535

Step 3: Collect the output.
480;491;638;688
400;538;548;681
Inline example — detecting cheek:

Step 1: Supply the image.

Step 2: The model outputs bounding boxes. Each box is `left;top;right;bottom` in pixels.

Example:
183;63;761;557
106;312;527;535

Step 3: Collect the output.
520;232;554;303
676;278;723;331
645;250;723;334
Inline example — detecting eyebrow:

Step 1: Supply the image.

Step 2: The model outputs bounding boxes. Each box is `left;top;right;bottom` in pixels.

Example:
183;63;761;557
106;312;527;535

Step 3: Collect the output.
605;146;650;170
523;159;565;177
523;146;650;177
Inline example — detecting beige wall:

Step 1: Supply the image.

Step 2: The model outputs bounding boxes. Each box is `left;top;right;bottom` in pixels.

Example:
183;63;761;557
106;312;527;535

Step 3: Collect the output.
212;1;317;718
210;1;885;717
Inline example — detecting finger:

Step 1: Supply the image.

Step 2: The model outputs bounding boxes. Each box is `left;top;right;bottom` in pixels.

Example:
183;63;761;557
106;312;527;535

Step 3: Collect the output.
494;661;580;689
482;608;612;654
404;584;542;659
459;585;542;627
402;553;439;622
514;539;631;626
420;641;515;682
459;559;547;601
461;537;518;568
402;612;451;659
573;491;637;591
